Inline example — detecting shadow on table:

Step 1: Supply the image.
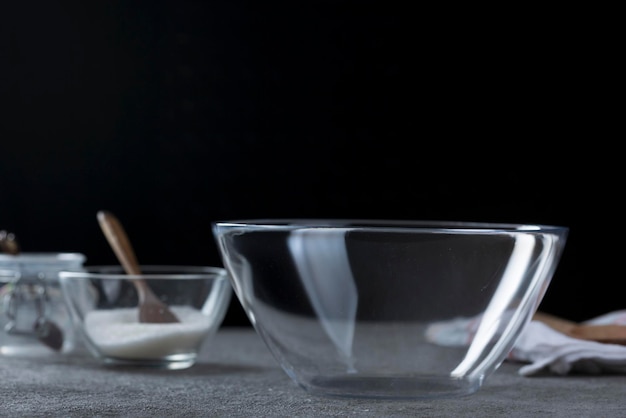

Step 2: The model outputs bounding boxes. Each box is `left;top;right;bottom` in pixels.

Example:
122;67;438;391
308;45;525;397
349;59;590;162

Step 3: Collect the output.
80;361;273;377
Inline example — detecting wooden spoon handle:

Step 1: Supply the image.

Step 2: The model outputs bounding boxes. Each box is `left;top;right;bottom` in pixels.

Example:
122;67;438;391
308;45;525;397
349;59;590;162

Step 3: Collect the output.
569;324;626;345
533;311;577;335
97;211;142;275
534;311;626;345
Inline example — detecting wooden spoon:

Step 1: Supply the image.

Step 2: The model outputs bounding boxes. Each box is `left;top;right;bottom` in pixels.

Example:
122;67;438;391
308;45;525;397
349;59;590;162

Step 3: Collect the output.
97;211;179;323
533;311;626;345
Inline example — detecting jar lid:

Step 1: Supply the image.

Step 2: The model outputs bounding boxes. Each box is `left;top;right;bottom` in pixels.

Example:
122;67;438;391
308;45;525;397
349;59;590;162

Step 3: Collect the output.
0;253;86;282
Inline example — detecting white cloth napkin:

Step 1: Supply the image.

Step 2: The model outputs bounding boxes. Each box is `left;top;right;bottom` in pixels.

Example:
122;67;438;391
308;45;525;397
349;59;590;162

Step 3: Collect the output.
425;310;626;376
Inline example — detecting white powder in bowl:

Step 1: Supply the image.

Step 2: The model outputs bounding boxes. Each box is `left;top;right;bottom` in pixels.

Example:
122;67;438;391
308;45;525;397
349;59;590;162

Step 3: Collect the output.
84;306;211;359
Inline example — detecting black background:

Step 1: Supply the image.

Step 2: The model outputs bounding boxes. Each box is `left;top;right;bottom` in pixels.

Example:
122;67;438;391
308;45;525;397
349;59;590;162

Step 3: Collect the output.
0;1;617;326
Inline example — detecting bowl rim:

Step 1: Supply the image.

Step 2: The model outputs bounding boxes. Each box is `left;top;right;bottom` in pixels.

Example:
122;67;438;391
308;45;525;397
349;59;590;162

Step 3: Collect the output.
59;265;228;280
212;219;568;233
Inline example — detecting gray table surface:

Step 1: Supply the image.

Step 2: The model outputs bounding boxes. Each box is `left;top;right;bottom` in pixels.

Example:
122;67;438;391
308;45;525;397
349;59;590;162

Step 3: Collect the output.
1;327;625;417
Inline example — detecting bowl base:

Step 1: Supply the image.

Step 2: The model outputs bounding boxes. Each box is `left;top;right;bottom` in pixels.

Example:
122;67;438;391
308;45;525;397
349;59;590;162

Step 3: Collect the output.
301;374;482;400
99;353;197;370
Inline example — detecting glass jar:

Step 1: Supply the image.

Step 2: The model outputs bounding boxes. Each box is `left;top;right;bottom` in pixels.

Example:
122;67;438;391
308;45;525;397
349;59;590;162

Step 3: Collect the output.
0;253;86;357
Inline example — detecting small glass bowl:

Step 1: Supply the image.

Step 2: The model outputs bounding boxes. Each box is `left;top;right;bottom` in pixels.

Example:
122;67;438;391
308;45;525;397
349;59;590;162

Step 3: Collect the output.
0;253;86;357
213;219;569;399
59;265;232;370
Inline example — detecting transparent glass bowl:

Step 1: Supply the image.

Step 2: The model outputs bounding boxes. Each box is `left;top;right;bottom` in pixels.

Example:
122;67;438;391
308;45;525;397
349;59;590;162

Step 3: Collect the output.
213;219;568;399
59;265;232;370
0;253;86;357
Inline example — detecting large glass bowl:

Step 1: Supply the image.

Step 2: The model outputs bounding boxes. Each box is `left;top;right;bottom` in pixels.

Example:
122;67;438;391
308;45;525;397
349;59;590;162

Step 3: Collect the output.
212;219;568;399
